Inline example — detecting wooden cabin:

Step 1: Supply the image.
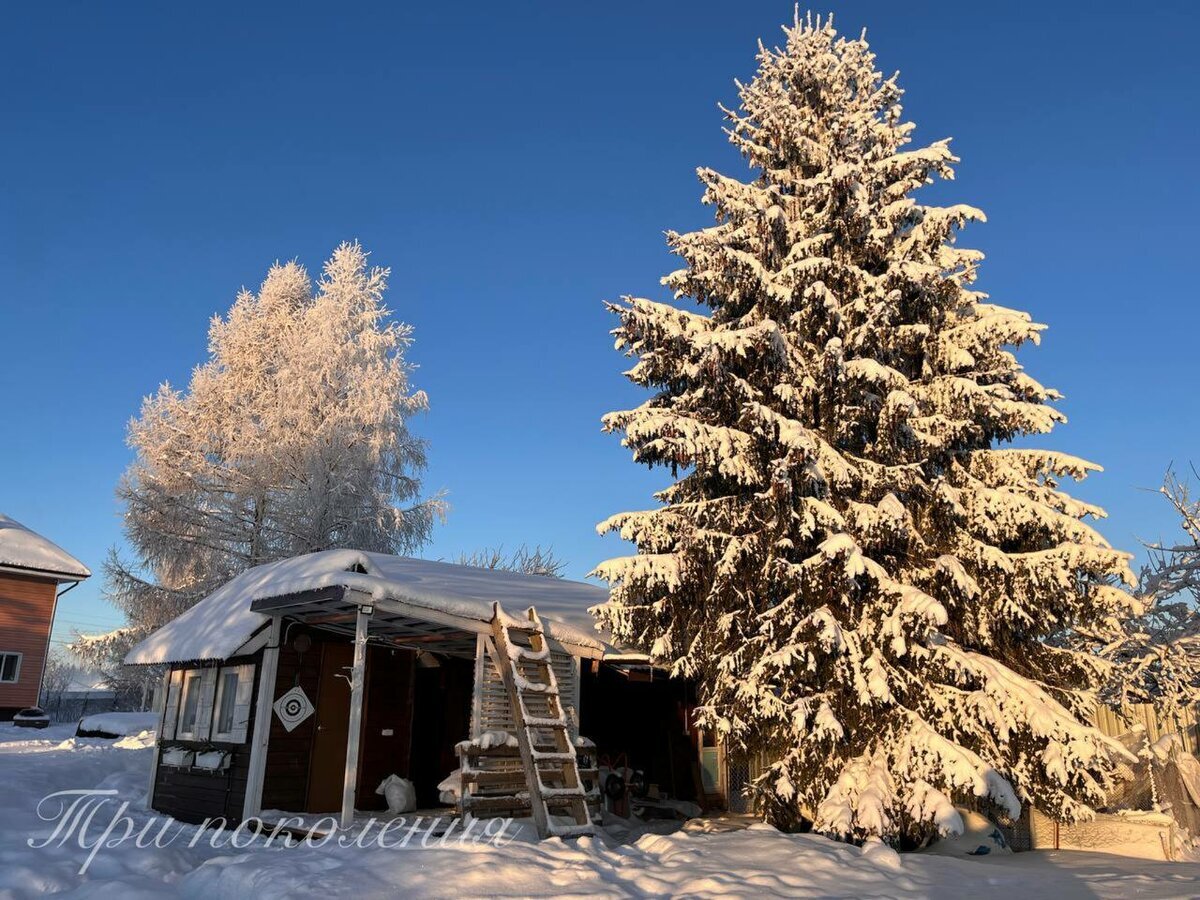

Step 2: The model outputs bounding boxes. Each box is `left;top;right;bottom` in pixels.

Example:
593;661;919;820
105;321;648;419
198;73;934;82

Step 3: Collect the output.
124;551;705;832
0;514;90;719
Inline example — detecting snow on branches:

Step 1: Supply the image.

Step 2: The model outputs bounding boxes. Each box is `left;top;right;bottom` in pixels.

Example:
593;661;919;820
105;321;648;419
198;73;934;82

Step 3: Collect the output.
593;13;1134;844
76;243;443;669
1086;468;1200;714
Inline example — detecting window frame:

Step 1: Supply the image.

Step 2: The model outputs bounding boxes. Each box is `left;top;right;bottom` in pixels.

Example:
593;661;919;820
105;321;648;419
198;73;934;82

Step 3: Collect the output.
175;670;205;740
161;662;254;745
212;667;241;740
0;652;23;684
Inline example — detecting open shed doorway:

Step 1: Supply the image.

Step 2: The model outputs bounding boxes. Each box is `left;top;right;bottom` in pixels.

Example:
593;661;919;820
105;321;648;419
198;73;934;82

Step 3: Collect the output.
579;662;703;807
407;652;474;808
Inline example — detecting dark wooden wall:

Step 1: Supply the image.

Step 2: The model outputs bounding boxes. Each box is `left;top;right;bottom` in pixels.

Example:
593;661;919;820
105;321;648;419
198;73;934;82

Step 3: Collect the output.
262;625;418;813
153;621;444;822
261;624;326;812
409;656;475;807
580;664;702;803
151;652;263;825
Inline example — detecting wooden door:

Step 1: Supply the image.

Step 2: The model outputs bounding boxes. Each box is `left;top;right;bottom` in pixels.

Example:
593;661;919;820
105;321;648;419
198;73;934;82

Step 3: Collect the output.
306;642;354;813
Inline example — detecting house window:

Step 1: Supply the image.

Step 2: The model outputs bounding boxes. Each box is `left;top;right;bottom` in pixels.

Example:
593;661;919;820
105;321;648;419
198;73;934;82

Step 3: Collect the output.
0;652;22;683
177;672;203;738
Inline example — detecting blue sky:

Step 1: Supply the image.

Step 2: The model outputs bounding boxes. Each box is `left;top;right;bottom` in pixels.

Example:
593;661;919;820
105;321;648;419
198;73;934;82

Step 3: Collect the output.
1;1;1197;650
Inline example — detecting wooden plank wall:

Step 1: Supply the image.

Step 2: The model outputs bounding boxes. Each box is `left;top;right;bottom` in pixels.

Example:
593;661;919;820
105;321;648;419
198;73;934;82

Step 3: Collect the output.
0;572;58;713
261;627;418;813
261;625;326;813
151;652;262;825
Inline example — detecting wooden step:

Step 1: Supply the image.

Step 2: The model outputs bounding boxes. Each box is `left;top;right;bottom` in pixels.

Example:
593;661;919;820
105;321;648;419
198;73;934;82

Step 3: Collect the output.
461;794;592;815
462;770;533;788
461;795;531;815
530;750;576;761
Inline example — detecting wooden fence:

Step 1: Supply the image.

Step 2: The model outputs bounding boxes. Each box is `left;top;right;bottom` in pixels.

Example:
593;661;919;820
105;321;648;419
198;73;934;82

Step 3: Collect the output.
1093;702;1200;754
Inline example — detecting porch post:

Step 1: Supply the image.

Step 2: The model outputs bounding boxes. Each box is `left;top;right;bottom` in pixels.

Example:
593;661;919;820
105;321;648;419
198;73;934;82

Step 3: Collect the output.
341;601;371;829
470;634;485;737
242;616;282;822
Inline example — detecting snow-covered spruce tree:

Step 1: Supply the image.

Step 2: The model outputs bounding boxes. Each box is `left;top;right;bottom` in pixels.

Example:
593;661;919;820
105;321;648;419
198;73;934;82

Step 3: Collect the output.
75;242;443;671
593;14;1138;845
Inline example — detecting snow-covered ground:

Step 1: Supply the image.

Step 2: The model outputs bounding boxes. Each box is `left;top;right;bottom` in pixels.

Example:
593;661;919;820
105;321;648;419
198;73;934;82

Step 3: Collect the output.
3;724;1200;899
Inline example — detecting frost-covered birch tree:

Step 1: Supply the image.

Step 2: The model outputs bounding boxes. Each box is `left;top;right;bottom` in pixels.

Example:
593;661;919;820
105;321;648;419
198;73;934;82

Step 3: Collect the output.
76;242;442;671
593;14;1138;844
456;545;567;578
1089;468;1200;713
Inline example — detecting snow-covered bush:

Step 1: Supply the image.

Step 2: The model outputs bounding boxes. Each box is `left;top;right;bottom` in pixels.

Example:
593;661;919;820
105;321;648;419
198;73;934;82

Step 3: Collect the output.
593;13;1136;844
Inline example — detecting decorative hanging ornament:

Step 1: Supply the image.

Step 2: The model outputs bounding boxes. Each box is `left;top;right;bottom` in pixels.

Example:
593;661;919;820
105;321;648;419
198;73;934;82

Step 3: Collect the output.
272;685;315;732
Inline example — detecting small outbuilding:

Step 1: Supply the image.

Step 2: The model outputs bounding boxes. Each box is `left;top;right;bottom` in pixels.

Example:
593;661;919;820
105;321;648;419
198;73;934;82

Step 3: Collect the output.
125;550;704;833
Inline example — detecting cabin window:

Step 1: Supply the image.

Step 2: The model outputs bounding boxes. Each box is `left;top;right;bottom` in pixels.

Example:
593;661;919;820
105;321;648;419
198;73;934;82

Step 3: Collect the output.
161;664;254;744
215;670;238;734
211;663;255;743
176;672;204;739
0;652;21;683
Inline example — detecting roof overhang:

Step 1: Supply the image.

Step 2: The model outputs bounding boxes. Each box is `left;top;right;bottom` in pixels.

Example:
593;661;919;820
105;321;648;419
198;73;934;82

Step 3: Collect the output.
248;586;604;660
0;563;89;583
124;549;614;666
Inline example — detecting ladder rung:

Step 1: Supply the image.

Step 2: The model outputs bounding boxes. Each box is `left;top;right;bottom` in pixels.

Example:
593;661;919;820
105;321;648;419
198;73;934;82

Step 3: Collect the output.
520;720;566;734
502;623;542;635
544;797;589;809
514;681;557;695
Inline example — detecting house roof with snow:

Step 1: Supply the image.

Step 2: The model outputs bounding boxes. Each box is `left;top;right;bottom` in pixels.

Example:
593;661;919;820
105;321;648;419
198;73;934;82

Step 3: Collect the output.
0;514;91;581
124;549;613;666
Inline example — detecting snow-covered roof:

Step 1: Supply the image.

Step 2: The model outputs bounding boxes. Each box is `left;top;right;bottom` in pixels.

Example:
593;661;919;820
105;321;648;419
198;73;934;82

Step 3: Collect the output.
124;550;611;665
65;668;113;693
0;514;90;580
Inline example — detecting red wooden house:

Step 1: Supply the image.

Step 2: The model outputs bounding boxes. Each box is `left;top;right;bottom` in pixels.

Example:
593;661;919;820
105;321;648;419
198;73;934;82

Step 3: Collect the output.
0;514;90;719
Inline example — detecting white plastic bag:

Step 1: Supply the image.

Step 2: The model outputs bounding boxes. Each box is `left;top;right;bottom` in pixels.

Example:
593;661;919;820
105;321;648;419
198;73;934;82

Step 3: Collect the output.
375;774;417;813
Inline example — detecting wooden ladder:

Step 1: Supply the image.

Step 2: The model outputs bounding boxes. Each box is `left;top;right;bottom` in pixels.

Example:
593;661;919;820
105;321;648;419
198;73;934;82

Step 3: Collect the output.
486;603;593;839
